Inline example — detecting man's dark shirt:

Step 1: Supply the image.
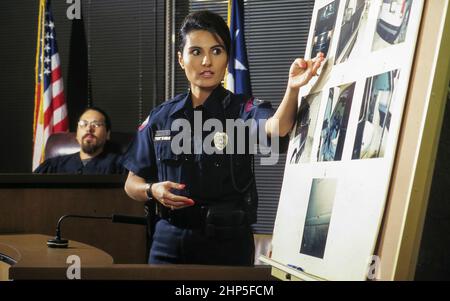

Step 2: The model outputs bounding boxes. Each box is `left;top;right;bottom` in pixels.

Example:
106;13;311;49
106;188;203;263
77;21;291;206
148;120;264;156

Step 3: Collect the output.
34;151;125;174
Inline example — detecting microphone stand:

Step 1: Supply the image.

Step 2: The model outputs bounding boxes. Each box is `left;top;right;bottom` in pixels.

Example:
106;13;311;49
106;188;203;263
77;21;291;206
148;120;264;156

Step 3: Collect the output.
47;214;147;248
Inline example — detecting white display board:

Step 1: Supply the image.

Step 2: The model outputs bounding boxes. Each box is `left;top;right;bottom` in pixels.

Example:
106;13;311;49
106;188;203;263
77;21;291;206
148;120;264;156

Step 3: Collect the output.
271;0;424;280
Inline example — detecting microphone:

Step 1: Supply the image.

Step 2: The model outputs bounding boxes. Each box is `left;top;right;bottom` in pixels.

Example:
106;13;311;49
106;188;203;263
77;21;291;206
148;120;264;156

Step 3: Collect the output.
47;214;147;248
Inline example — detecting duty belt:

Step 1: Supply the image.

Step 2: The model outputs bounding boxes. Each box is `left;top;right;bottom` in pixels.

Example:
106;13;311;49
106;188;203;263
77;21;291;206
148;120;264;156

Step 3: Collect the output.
156;203;208;229
156;203;249;238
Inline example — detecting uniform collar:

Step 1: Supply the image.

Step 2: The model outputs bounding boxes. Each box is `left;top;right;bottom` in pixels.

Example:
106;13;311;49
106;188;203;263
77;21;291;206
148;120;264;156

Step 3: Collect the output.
169;92;190;117
169;85;232;118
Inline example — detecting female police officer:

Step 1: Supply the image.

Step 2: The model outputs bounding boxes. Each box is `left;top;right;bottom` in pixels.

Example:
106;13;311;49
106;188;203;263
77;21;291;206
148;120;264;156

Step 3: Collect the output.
123;10;323;265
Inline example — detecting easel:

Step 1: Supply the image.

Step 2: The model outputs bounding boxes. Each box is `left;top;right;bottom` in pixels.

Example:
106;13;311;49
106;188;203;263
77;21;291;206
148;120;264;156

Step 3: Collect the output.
260;256;325;281
263;0;450;281
376;0;450;281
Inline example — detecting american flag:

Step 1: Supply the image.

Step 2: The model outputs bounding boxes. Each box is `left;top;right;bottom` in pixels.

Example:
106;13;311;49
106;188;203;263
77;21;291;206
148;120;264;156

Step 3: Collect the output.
226;0;252;95
33;0;68;170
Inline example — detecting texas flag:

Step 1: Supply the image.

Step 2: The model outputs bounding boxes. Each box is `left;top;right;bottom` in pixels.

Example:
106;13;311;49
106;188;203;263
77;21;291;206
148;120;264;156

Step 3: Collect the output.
226;0;252;95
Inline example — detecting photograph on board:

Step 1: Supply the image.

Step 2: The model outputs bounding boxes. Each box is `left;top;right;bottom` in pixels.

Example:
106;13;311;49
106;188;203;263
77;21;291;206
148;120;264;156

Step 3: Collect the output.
352;69;400;159
335;0;371;65
311;0;340;58
317;82;355;162
289;92;323;164
372;0;413;51
300;178;337;259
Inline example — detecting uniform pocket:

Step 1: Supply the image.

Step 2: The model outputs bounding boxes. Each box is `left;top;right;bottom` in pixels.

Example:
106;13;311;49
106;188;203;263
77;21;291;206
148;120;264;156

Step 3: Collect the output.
155;142;183;181
156;142;181;162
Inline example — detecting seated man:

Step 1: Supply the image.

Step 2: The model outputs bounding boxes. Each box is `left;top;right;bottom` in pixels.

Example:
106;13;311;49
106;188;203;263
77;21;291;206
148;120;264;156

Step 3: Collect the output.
34;107;126;174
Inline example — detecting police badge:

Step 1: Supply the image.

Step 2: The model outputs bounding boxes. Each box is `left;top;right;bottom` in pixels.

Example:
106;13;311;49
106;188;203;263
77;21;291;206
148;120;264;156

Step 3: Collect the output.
213;132;228;151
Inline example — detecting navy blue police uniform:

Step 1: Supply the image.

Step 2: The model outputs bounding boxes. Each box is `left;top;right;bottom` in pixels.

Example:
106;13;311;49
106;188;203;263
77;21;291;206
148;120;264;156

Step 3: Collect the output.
34;151;125;174
124;85;275;265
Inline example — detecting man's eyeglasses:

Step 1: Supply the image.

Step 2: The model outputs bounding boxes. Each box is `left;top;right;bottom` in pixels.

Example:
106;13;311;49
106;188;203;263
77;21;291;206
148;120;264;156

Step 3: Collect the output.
78;120;105;129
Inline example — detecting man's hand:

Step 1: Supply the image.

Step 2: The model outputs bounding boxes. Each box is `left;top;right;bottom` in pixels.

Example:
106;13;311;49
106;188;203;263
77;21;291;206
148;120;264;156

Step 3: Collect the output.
287;52;325;89
151;181;195;210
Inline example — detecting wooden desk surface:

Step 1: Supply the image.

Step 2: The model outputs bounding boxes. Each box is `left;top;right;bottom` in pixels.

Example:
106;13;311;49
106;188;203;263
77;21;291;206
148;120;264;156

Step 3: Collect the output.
9;264;274;280
0;185;147;264
0;234;113;268
1;234;274;280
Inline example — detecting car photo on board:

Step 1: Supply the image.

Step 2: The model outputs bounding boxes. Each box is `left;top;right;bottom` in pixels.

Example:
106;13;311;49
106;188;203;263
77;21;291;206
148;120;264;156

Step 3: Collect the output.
335;0;369;64
352;69;400;160
373;0;413;50
317;82;355;162
289;92;322;164
311;0;340;58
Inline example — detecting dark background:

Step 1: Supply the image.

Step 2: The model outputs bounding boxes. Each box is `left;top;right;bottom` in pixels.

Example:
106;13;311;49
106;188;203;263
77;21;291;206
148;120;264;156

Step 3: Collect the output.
0;0;166;173
415;91;450;280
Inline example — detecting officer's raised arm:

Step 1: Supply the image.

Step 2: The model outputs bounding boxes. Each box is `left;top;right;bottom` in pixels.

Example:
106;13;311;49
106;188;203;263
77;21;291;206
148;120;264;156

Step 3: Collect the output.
265;52;325;138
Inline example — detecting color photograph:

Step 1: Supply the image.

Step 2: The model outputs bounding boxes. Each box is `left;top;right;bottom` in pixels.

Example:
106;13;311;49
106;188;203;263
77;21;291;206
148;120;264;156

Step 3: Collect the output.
352;69;400;159
311;0;340;58
289;92;322;164
372;0;413;51
317;82;355;161
300;178;337;259
335;0;370;64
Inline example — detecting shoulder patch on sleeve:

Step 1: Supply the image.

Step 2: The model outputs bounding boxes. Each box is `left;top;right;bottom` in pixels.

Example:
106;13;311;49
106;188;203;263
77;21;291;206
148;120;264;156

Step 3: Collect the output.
245;97;266;112
244;97;254;112
138;115;150;131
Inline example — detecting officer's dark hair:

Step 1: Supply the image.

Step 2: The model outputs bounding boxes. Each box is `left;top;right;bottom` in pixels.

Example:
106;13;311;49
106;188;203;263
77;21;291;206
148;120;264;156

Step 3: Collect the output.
79;106;112;132
178;10;231;56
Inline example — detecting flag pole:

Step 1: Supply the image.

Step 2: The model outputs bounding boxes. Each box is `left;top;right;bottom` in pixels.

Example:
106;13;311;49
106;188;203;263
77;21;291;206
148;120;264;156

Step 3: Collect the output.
33;0;45;143
224;0;232;89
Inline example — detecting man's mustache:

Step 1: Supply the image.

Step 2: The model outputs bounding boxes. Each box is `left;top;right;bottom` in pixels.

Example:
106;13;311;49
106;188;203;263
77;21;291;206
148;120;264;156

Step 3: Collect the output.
83;134;97;140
